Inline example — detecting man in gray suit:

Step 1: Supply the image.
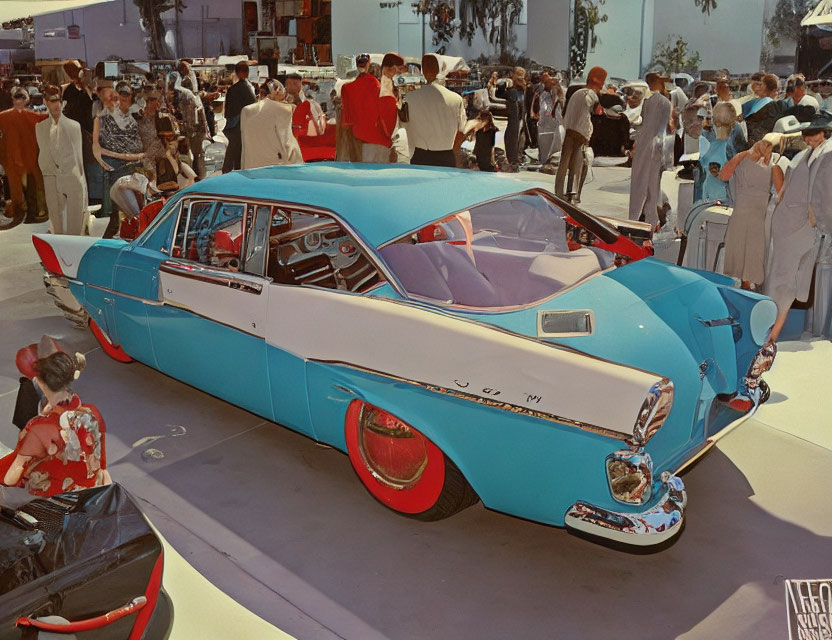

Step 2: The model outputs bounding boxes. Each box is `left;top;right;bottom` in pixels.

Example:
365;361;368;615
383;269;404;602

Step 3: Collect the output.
35;85;88;235
765;112;832;342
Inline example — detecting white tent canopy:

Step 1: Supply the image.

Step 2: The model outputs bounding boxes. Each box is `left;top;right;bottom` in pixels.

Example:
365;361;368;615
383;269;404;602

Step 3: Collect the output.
802;0;832;27
0;0;113;23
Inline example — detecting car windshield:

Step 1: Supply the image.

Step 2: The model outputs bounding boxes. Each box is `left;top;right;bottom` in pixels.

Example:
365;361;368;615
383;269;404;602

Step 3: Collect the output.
379;193;611;309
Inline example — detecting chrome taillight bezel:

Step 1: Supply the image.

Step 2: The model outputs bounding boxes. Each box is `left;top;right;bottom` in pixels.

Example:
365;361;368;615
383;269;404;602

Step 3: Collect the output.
605;449;653;505
631;378;674;447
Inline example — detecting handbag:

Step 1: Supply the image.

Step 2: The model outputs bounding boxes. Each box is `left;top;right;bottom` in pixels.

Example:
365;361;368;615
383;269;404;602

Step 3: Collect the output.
398;100;409;123
13;377;40;430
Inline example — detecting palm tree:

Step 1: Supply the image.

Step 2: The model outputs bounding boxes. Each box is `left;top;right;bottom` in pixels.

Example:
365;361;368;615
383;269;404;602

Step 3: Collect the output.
134;0;186;60
458;0;524;63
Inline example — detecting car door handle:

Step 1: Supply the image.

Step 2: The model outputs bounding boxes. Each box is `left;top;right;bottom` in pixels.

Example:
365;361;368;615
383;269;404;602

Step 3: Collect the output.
160;260;263;295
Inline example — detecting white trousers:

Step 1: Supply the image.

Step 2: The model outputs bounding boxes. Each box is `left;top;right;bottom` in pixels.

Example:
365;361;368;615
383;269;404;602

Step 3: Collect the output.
43;173;88;235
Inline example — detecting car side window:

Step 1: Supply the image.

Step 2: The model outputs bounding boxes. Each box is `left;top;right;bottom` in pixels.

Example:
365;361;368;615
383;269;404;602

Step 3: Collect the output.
242;205;271;277
171;200;246;270
266;209;382;293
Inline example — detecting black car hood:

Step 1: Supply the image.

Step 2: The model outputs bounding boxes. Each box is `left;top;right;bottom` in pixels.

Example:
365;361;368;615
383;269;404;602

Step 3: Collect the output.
0;484;164;638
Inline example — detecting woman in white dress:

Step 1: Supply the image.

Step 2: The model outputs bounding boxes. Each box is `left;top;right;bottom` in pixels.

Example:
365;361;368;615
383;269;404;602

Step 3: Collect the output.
719;135;784;290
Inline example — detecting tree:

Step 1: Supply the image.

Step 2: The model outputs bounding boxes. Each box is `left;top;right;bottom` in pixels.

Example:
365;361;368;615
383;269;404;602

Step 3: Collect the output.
650;35;702;73
570;0;607;79
458;0;524;63
413;1;458;46
134;0;186;60
764;0;821;50
694;0;718;15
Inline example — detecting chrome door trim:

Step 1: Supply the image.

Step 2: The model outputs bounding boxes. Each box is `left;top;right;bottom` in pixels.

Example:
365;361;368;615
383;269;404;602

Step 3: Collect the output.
160;260;264;294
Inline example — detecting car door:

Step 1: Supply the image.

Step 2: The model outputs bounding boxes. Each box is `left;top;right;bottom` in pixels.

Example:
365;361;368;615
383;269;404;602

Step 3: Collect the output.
261;206;386;439
148;198;274;420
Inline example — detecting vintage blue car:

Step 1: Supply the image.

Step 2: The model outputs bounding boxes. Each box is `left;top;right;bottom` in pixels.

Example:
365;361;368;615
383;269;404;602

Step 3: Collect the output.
33;163;777;547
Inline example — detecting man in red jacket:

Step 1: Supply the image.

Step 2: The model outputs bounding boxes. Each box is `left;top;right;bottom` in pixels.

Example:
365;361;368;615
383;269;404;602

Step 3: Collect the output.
342;52;401;163
0;87;47;222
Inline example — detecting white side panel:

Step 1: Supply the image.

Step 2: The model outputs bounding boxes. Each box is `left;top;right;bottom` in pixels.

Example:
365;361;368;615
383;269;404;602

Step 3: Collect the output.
160;270;268;338
266;286;664;436
34;233;99;279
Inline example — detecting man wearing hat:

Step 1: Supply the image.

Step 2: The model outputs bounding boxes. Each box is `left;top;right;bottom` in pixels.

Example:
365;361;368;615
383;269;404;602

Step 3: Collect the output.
221;61;257;173
61;60;93;133
403;53;466;167
0;86;47;223
35;85;88;235
765;112;832;342
555;66;606;202
628;70;672;227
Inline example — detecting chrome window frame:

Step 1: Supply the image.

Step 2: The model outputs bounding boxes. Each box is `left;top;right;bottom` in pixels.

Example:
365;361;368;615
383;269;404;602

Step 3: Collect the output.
376;188;616;314
162;192;392;294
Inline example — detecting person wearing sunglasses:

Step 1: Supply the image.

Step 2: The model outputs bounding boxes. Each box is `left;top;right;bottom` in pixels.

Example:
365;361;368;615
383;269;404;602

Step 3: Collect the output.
35;85;88;235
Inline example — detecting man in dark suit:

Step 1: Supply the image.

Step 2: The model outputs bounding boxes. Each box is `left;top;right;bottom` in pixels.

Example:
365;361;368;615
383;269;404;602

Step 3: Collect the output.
221;61;256;173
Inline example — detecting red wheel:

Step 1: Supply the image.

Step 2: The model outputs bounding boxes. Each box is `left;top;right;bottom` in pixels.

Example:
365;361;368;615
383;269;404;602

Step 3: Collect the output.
89;318;133;363
345;400;477;520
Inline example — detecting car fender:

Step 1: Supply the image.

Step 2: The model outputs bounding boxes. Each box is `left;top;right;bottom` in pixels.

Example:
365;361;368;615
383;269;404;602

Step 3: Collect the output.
267;285;666;442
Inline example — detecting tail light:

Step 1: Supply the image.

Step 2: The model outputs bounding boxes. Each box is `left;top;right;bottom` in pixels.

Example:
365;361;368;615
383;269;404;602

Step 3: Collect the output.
32;235;64;276
606;449;653;505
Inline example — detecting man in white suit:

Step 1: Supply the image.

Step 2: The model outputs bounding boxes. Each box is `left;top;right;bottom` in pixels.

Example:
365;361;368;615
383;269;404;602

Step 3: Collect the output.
36;85;88;235
240;80;303;170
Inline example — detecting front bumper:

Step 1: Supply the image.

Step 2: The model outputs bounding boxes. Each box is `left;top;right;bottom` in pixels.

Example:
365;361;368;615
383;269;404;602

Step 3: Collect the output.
564;475;687;546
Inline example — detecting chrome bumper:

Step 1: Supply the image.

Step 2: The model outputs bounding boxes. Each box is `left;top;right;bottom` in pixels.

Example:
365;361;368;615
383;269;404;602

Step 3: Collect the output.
43;273;88;327
564;475;687;546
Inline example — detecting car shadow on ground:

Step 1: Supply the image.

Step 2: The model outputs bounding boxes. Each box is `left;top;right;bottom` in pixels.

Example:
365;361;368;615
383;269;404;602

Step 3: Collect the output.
82;347;831;640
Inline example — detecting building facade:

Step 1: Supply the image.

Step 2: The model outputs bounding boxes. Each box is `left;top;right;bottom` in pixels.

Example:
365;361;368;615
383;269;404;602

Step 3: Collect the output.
31;0;773;81
33;0;243;65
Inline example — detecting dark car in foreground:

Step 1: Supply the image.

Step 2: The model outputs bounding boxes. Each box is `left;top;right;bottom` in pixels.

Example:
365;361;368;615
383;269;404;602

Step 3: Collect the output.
0;484;172;639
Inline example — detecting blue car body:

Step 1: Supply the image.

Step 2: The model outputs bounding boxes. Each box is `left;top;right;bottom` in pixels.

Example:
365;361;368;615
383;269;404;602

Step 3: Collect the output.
36;163;777;546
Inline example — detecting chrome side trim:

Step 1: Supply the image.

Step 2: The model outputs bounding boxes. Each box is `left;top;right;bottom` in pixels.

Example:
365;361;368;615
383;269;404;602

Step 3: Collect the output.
565;475;686;546
160;260;263;294
310;358;629;440
86;283;164;306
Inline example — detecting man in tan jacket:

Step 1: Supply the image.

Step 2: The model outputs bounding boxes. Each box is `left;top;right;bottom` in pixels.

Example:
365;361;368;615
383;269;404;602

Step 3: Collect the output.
35;85;88;235
241;80;302;170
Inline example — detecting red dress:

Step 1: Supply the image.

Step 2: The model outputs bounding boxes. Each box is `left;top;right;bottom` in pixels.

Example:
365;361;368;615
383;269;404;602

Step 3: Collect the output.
0;394;108;497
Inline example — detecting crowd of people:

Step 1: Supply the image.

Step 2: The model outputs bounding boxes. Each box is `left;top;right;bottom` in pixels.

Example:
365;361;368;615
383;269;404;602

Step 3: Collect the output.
0;53;830;345
0;58;215;237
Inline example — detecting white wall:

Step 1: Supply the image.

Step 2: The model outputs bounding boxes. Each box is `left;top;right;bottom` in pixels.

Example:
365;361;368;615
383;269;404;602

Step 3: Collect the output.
34;0;241;64
582;0;654;81
34;1;146;64
526;0;570;69
332;1;402;58
161;1;243;58
652;0;765;75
